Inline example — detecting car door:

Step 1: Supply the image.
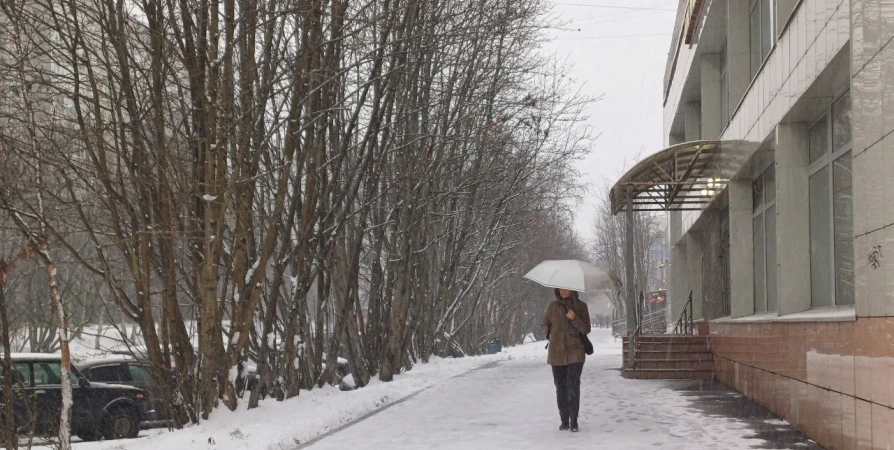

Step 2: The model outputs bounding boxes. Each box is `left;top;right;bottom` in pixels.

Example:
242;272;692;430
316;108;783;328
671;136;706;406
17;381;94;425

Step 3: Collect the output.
68;365;98;432
0;363;34;432
31;361;64;434
76;363;131;425
32;361;86;435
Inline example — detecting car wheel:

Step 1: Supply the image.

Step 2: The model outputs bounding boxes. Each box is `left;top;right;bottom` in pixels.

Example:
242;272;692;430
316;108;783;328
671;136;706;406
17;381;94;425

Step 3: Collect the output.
103;408;139;440
76;427;100;442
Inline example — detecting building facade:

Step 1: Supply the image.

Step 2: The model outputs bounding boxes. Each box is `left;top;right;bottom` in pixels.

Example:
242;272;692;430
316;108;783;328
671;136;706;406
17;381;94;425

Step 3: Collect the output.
660;0;893;448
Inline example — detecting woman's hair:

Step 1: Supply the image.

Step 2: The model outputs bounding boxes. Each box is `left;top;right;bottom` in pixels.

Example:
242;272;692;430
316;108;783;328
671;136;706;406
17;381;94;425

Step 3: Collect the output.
554;288;579;301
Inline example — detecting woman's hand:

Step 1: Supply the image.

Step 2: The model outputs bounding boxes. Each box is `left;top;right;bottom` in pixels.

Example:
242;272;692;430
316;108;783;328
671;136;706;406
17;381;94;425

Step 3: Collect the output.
566;309;576;320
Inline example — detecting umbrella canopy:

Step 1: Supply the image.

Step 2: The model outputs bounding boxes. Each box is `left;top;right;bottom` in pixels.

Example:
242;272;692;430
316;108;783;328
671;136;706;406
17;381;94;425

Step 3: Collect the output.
523;260;610;292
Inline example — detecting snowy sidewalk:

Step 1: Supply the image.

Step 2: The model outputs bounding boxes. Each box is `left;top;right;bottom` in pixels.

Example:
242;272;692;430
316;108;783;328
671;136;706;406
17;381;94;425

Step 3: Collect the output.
296;330;816;450
64;329;818;450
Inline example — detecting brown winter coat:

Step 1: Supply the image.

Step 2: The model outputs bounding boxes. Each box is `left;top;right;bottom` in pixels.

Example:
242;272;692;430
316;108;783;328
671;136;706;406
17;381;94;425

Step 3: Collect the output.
541;291;591;366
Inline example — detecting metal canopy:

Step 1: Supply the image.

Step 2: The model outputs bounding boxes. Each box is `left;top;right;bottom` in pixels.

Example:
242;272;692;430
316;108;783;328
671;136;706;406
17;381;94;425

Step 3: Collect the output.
610;140;747;215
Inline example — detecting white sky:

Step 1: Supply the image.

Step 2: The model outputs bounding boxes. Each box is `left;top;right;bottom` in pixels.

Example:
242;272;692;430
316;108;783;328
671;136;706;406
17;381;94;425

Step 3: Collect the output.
543;1;679;241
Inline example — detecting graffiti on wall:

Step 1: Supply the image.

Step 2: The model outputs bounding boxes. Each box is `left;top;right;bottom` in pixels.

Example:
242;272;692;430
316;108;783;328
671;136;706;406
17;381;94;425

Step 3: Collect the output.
869;245;883;270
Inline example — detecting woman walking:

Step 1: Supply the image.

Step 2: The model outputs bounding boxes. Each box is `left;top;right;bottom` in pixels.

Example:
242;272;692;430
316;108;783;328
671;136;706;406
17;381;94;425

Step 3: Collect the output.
542;288;591;432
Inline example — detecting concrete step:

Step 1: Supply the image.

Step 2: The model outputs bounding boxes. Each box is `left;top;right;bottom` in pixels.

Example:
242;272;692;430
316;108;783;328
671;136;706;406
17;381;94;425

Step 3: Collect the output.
625;335;708;344
626;359;715;371
622;336;710;348
627;349;714;361
624;342;711;352
621;368;715;380
620;335;715;380
636;342;711;353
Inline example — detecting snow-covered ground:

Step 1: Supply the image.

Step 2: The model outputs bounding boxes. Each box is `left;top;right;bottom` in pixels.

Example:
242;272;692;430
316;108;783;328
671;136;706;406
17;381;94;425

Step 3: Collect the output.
294;329;786;450
54;337;539;450
37;328;800;450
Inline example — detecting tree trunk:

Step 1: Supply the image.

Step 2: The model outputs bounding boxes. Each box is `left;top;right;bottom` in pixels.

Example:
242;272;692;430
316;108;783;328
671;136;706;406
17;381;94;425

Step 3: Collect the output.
37;242;72;450
0;286;16;450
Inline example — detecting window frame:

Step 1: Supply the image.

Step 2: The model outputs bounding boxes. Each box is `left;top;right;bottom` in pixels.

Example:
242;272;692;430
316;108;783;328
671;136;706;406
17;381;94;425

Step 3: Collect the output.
807;90;853;308
83;363;128;383
32;361;78;387
752;163;777;312
720;45;730;128
775;0;803;38
0;363;33;388
750;0;774;79
127;364;153;383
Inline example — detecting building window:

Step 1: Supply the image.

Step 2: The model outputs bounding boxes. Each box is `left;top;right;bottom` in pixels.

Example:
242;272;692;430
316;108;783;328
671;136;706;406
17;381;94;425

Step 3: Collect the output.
753;164;777;312
750;0;773;78
721;46;730;127
776;0;799;36
808;91;853;308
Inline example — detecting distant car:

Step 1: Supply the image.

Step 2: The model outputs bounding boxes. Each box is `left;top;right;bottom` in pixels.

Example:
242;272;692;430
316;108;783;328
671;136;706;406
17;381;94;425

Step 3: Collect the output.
244;358;352;395
245;367;258;393
78;357;175;424
0;353;149;441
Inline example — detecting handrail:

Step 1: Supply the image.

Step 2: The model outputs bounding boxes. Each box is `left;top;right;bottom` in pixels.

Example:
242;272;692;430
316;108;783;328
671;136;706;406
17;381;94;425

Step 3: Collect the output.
628;291;645;369
672;291;694;335
640;308;667;334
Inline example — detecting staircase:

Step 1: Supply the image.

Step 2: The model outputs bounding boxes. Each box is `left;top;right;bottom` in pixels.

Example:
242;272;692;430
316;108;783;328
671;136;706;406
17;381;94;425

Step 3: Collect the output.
621;335;714;380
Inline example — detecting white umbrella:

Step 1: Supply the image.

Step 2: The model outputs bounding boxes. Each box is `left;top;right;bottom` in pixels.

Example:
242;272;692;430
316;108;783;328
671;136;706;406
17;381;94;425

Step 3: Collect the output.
523;260;610;292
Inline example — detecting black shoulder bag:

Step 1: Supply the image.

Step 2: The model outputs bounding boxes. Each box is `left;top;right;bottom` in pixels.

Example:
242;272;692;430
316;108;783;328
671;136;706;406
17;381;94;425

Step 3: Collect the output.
580;329;594;356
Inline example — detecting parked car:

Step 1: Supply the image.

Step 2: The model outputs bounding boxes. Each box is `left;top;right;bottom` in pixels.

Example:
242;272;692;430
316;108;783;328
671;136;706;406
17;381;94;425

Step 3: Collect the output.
245;366;258;393
0;353;149;441
78;357;174;424
82;357;258;417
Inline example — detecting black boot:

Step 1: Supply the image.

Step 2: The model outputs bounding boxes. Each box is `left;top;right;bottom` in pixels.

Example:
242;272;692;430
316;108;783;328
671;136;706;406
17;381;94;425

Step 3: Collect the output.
559;418;569;431
570;418;579;432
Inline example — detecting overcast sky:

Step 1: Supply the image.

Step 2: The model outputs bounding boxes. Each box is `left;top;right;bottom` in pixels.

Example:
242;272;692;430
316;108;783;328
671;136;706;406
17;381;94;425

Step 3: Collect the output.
542;1;679;241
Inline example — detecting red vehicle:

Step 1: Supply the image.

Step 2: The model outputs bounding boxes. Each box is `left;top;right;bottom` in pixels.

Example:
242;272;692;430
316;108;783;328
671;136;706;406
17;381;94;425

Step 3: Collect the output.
649;289;666;305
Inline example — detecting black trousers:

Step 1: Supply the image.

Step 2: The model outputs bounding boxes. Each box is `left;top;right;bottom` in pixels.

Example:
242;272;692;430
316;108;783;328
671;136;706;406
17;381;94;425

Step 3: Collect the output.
551;362;584;422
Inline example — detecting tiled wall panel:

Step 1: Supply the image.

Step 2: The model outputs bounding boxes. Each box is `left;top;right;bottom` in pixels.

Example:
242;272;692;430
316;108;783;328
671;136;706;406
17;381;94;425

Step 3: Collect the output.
712;318;894;449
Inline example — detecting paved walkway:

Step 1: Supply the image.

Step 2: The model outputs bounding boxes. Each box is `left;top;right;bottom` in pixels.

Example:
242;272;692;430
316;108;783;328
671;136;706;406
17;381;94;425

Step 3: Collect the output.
297;333;820;450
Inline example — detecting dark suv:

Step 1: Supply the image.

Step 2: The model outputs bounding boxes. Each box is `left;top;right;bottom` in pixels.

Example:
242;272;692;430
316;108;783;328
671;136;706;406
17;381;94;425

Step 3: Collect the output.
0;354;149;441
78;357;168;423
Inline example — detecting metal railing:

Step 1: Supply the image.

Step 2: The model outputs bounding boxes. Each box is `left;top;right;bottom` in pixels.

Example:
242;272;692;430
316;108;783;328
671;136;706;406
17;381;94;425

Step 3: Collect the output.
672;291;694;335
640;308;667;334
627;291;647;369
611;316;626;337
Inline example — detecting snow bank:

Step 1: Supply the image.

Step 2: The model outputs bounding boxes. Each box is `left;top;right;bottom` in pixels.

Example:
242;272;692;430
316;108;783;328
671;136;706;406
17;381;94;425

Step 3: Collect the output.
58;336;555;450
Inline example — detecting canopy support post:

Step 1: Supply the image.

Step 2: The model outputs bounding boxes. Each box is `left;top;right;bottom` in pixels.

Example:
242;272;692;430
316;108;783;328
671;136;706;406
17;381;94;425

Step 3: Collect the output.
625;187;636;364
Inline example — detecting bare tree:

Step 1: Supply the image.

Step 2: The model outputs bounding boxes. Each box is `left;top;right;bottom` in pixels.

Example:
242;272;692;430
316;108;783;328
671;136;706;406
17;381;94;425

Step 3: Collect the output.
0;0;594;433
591;182;665;315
